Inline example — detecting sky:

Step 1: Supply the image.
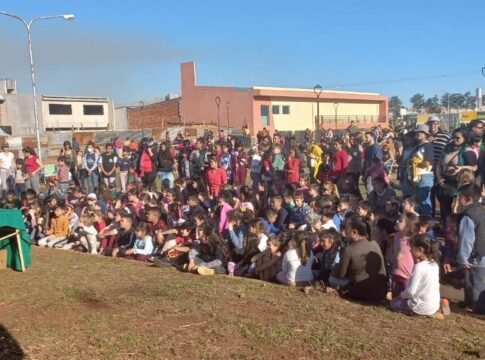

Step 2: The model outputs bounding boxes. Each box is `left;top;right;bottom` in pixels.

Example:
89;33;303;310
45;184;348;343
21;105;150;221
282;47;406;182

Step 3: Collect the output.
1;0;485;106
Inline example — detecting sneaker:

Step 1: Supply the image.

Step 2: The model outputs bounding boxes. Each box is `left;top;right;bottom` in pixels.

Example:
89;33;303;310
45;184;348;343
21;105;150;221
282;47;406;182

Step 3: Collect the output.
153;257;172;268
440;298;451;316
197;267;215;276
227;261;236;276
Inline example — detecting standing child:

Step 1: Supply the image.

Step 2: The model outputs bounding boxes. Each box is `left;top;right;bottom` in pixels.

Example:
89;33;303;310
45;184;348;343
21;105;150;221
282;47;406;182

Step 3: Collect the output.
14;158;26;198
391;234;445;317
56;156;70;199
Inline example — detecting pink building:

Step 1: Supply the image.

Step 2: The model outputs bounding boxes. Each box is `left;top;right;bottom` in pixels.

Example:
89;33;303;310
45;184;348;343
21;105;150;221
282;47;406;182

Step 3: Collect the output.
181;62;388;136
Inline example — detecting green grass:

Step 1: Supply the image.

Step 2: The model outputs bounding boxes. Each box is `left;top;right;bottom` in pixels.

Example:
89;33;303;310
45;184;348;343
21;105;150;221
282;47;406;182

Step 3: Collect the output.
0;247;484;359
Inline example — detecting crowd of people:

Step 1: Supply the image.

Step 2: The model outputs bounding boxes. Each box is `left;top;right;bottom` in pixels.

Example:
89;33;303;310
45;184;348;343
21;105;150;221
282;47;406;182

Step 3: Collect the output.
0;117;484;317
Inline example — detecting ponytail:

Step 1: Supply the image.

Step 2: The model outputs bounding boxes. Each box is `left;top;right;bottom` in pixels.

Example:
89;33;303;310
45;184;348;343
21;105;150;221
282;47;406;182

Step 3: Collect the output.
412;234;441;263
292;231;309;265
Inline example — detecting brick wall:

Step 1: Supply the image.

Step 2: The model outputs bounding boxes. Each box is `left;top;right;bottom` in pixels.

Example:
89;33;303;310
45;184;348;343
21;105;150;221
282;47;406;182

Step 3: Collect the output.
127;98;182;130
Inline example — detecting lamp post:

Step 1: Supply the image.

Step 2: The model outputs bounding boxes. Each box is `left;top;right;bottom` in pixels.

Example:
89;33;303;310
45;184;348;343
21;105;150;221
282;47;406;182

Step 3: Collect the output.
226;101;231;137
313;84;322;139
334;103;339;131
139;100;145;138
215;96;221;134
0;11;75;160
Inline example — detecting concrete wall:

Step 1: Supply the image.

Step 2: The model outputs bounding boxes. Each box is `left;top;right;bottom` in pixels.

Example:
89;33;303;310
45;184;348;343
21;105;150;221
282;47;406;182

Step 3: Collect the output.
3;94;40;135
114;107;128;131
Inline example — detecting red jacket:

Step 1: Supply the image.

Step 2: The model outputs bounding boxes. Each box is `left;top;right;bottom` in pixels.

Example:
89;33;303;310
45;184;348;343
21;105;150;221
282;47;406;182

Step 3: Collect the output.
329;149;349;178
285;157;300;183
206;167;227;197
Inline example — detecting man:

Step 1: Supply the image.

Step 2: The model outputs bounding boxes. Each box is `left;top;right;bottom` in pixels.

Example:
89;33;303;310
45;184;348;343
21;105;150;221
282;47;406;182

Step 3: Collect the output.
411;124;435;216
456;184;485;314
363;132;383;173
347;121;358;136
99;144;117;189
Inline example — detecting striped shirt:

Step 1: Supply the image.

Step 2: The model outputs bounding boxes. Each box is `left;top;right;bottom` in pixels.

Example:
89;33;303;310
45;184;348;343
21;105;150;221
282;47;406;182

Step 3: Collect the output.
431;130;451;166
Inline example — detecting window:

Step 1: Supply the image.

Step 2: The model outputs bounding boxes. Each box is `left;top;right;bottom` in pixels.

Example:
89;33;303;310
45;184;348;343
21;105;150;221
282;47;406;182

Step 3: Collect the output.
49;104;72;115
282;105;290;115
83;105;104;116
260;105;269;126
272;105;280;115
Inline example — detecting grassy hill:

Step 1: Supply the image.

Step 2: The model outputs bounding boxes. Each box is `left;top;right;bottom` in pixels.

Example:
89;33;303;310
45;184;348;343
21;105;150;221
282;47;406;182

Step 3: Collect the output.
1;248;484;359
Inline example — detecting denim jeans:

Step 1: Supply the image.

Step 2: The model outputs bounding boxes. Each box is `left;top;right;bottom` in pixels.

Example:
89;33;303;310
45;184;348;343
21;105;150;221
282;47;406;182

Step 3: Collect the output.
87;172;99;194
415;173;434;217
158;171;174;189
58;182;69;199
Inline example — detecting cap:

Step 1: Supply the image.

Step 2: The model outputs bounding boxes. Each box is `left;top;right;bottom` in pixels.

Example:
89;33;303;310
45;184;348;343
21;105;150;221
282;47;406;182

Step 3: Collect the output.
427;115;440;123
414;124;430;135
87;193;97;200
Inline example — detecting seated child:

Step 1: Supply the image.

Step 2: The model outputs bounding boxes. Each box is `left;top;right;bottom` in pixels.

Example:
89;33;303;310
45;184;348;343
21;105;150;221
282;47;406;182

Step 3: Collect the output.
125;222;154;261
277;231;315;286
111;213;136;258
253;235;283;281
314;229;341;282
66;213;98;254
37;205;70;248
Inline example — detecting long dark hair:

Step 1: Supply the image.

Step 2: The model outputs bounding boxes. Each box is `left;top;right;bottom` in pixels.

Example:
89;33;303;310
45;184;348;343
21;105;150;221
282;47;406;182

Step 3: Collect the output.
345;215;371;239
200;223;230;266
289;231;310;265
411;234;440;263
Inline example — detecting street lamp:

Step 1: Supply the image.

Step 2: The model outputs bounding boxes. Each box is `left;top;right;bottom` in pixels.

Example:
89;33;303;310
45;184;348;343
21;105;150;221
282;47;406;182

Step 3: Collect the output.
334;103;339;131
139;100;145;138
0;11;75;160
226;101;231;137
313;84;322;138
215;96;221;135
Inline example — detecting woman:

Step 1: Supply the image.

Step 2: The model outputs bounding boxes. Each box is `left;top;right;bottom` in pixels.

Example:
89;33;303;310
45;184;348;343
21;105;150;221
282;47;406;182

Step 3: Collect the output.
0;143;15;196
23;147;44;194
137;139;157;190
330;215;387;302
346;135;363;189
60;141;77;185
436;127;477;223
157;142;174;188
232;143;247;187
398;133;417;198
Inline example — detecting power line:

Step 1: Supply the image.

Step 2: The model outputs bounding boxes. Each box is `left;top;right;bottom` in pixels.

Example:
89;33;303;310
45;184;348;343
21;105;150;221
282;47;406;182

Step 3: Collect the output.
327;70;478;88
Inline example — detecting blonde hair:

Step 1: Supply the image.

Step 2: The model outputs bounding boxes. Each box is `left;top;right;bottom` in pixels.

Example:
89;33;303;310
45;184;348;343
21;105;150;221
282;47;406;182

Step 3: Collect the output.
457;169;475;187
80;213;95;227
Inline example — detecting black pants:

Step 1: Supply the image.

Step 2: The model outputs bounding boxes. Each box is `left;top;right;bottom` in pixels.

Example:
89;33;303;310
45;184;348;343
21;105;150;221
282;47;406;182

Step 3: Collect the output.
143;171;157;190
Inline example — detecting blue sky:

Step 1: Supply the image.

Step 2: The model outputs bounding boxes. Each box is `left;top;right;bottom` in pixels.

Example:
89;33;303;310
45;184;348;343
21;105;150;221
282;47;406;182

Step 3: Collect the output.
1;0;484;106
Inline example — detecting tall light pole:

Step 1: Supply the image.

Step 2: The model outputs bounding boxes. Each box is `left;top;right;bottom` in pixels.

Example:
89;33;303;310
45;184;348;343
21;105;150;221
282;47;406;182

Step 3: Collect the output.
226;101;230;137
334;103;339;131
313;84;322;139
0;11;75;160
215;96;221;135
139;100;145;138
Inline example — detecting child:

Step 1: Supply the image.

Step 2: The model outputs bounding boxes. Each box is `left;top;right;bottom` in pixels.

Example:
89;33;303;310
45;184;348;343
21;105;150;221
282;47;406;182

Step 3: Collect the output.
125;222;154;261
277;231;314;286
74;213;98;254
441;214;463;287
402;195;419;216
321;206;338;230
217;191;233;235
264;209;280;235
14;158;26;198
227;209;248;258
37;205;70;248
288;190;311;230
297;175;311;204
391;212;419;298
57;156;70;199
111;213;136;258
390;234;444;317
317;229;341;282
254;235;283;281
117;148;132;193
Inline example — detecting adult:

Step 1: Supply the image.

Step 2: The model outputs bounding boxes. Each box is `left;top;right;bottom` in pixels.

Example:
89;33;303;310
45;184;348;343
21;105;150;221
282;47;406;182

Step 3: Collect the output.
367;176;396;215
410;124;435;216
331;215;387;302
138;139;157;189
328;139;349;182
456;184;485;314
0;143;15;197
347;120;359;136
23;147;44;195
285;149;300;184
99;144;118;189
189;138;208;181
250;146;263;193
398;132;416;198
60;141;77;186
363;132;383;174
346;135;363;189
206;157;227;198
427;115;451;216
157;142;175;188
83;143;100;194
436;127;477;223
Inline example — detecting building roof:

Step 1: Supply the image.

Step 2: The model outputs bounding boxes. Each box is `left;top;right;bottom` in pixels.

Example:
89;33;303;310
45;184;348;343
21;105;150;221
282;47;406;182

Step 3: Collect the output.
252;86;380;96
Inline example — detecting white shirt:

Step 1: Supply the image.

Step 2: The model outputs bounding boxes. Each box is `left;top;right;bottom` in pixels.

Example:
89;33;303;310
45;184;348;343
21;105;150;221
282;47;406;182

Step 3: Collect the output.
322;219;338;231
250;154;262;173
257;234;268;252
400;261;440;316
0;151;14;170
282;249;314;283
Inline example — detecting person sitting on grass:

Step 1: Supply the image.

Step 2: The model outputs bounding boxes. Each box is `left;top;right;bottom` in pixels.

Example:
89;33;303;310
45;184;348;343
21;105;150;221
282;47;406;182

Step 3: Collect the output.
111;213;136;258
124;222;154;262
37;204;70;248
390;234;449;318
186;223;230;275
277;231;315;286
253;235;283;281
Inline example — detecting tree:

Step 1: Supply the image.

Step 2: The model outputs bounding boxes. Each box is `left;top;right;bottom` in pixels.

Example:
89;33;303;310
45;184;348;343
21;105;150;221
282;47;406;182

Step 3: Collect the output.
388;96;403;118
424;95;440;114
464;91;476;109
410;93;425;111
